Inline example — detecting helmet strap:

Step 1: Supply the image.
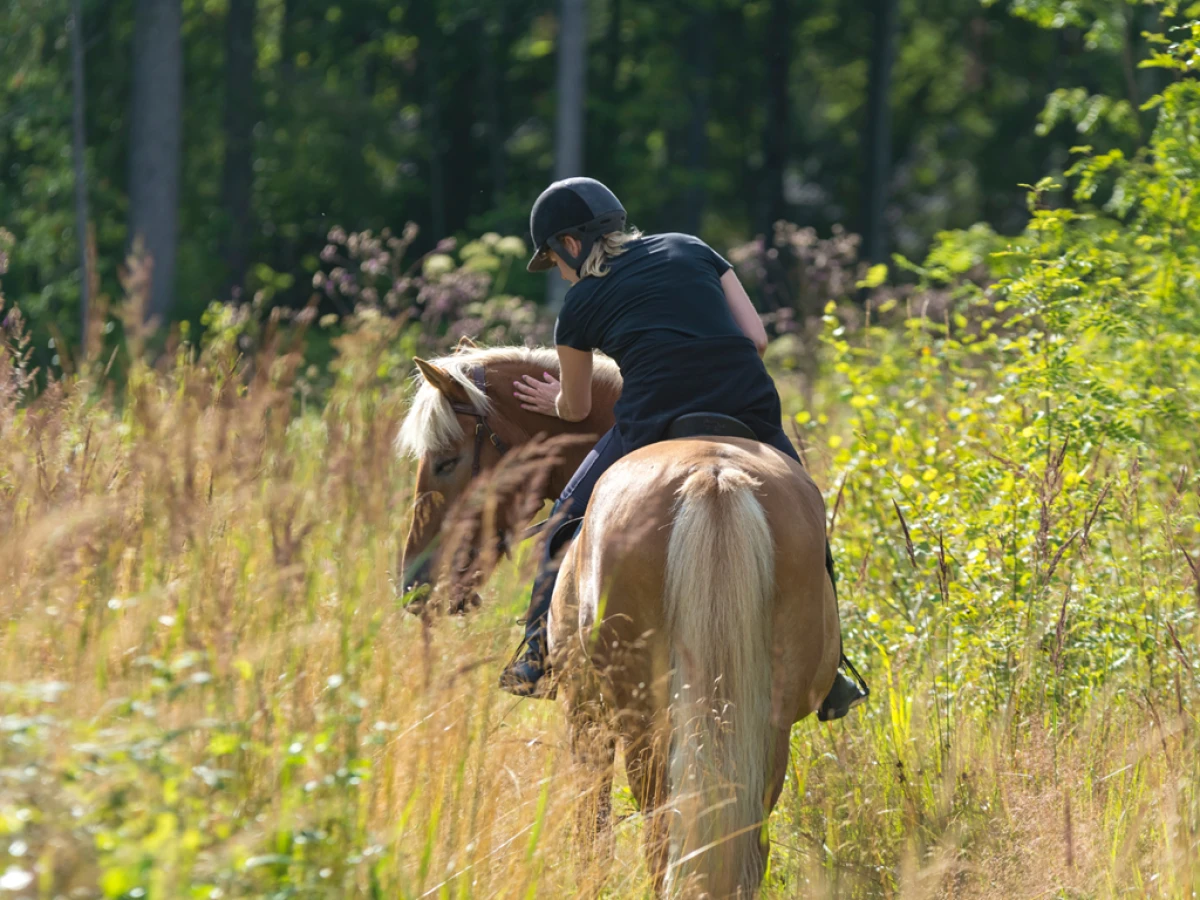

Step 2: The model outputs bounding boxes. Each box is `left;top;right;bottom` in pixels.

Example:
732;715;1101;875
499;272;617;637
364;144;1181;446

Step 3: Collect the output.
546;233;590;274
546;211;628;276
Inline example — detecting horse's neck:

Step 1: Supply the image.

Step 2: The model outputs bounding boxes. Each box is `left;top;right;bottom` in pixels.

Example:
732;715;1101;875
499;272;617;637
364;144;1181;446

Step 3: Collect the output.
493;361;620;498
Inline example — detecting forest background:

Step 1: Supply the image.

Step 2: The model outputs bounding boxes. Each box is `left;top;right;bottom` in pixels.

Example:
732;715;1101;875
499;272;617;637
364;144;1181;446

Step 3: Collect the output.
0;0;1173;350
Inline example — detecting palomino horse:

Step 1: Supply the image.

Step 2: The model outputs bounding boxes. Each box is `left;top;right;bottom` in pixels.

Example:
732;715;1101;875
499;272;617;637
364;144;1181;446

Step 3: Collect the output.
397;343;840;898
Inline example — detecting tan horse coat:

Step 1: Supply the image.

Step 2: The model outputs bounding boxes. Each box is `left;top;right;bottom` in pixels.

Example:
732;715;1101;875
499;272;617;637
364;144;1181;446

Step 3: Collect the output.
549;437;840;898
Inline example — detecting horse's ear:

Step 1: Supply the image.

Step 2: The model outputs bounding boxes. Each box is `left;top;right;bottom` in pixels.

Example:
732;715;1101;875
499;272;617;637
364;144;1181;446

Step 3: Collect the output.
413;358;464;400
454;335;479;353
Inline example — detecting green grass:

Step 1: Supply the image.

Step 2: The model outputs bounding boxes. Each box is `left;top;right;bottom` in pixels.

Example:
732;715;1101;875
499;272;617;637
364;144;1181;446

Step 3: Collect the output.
0;289;1195;897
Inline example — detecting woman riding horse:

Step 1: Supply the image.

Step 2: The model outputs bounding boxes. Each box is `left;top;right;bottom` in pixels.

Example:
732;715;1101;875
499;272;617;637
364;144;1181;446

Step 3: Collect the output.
499;176;866;721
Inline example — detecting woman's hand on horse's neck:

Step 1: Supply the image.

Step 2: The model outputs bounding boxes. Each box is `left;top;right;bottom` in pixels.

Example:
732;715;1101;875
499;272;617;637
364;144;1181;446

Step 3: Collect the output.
496;356;619;497
513;372;563;417
511;348;592;421
501;361;614;441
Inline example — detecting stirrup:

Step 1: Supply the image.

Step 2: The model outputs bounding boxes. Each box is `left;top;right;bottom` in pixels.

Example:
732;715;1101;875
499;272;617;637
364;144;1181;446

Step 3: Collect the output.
817;654;870;722
498;638;557;700
841;652;870;696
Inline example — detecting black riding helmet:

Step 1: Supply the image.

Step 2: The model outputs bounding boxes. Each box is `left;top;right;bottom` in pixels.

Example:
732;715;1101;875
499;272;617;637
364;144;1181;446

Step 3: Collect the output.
527;177;627;274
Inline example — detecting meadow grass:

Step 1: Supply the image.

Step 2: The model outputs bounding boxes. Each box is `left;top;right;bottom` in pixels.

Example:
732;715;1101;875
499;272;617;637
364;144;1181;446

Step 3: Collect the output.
0;278;1195;899
3;14;1199;897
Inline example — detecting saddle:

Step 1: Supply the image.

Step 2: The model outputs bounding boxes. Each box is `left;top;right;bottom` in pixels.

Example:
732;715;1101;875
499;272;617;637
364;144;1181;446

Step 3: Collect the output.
664;412;756;442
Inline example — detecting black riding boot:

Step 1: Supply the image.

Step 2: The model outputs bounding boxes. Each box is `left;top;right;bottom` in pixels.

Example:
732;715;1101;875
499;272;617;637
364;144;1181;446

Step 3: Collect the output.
817;540;870;721
497;568;556;697
818;664;869;721
498;518;583;699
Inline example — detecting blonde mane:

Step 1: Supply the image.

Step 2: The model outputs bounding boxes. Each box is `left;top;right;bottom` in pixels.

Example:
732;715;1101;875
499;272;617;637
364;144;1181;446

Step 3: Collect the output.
395;345;621;459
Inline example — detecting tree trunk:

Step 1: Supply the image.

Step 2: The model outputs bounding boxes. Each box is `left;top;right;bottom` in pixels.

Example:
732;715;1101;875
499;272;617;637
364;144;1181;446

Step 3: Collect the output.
548;0;587;311
222;0;257;298
68;0;90;340
606;0;621;95
483;9;508;205
1120;2;1143;145
442;21;481;236
129;0;183;321
413;2;446;241
280;0;296;76
860;0;897;265
554;0;587;183
760;0;790;239
683;5;713;234
727;8;755;228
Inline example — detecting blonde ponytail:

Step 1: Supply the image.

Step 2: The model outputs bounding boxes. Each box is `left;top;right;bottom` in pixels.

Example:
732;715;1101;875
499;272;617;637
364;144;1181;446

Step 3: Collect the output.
578;229;642;278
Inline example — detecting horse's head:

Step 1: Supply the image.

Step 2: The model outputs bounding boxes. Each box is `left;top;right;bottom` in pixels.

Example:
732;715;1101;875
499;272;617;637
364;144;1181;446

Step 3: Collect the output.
396;343;621;614
396;351;517;609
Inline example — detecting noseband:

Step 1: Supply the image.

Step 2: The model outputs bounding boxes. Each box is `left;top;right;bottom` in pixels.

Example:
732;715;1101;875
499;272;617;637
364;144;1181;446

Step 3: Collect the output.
449;366;510;477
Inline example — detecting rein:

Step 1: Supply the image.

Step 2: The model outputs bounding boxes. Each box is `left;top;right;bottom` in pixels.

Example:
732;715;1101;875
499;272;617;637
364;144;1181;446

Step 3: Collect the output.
449;366;510;476
439;365;566;575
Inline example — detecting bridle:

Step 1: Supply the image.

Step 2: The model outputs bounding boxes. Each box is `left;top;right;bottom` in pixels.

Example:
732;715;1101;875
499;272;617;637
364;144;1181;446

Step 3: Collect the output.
404;363;554;595
447;366;555;546
449;365;510;477
434;364;513;583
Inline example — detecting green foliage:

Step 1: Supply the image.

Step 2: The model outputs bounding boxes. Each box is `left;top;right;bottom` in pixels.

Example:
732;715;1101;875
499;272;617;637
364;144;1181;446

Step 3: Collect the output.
812;16;1198;696
757;30;1200;890
0;0;81;346
2;0;1176;346
1037;87;1142;138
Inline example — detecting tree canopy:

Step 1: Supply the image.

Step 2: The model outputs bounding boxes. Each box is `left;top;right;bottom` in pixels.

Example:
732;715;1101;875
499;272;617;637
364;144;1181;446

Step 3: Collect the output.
0;0;1178;352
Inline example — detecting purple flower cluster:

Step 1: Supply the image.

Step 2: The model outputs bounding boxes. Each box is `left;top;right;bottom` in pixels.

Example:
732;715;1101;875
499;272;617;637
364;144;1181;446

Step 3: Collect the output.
316;224;547;352
314;224;424;312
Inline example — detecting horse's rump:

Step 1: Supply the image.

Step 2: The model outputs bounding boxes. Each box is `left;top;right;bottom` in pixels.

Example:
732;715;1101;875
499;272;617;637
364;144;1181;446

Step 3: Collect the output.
551;438;837;898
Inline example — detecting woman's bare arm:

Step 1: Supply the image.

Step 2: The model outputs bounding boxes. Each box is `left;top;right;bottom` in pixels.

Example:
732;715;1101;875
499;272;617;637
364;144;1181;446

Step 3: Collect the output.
720;269;768;356
554;346;594;421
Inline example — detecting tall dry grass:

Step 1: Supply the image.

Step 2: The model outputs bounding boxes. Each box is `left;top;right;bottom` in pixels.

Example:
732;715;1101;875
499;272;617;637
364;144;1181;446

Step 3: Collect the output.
0;246;1197;899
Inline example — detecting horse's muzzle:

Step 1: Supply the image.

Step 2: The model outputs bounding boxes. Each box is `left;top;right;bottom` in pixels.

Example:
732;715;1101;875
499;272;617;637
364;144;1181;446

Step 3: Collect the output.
401;537;439;615
401;532;491;617
405;530;444;581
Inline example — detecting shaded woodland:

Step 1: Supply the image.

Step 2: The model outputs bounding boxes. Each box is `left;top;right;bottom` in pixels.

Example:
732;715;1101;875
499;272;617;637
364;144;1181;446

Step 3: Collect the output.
1;0;1164;346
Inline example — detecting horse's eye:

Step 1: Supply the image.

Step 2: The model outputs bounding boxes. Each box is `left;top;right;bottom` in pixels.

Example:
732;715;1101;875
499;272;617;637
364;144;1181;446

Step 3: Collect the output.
433;457;460;478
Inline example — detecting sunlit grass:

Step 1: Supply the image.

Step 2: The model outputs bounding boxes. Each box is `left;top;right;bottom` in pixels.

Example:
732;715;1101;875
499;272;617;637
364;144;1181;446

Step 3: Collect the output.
1;245;1198;897
1;340;1193;899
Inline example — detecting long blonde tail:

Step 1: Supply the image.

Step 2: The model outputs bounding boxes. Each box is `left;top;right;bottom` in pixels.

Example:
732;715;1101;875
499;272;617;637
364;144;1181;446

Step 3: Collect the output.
663;465;774;898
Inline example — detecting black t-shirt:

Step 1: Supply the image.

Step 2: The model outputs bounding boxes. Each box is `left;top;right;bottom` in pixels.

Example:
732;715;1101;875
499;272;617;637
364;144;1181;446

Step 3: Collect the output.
554;232;784;450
